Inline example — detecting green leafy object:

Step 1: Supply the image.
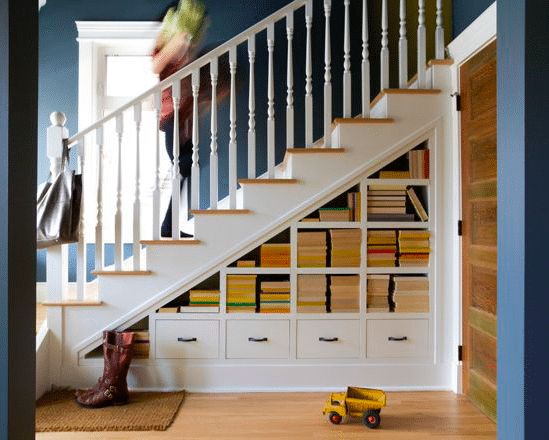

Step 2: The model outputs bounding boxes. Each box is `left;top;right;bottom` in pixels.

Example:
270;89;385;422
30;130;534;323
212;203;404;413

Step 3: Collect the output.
160;0;207;42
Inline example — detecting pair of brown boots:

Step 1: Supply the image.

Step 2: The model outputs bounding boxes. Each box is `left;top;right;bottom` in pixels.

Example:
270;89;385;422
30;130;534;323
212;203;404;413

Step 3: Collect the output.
75;330;135;408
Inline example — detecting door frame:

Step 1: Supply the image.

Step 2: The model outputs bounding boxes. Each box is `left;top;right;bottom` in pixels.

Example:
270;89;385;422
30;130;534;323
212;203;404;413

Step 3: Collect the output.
446;2;496;394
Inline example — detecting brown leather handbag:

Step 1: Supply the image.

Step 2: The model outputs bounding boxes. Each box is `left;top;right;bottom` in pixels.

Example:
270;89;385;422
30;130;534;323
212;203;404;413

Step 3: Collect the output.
36;144;82;248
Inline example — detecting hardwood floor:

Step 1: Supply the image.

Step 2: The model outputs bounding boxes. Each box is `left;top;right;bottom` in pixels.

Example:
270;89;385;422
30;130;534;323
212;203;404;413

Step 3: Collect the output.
35;391;496;439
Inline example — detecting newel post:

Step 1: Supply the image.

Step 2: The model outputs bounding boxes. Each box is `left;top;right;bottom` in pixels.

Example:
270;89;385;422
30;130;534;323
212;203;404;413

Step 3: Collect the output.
46;112;69;303
46;111;69;387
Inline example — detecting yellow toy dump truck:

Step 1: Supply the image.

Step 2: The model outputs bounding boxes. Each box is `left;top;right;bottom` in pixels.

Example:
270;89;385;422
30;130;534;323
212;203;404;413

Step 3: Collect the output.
322;387;386;428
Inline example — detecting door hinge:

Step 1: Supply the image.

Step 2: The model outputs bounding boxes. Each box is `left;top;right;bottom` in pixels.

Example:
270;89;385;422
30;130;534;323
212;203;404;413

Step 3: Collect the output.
458;345;463;362
451;92;461;111
458;220;463;236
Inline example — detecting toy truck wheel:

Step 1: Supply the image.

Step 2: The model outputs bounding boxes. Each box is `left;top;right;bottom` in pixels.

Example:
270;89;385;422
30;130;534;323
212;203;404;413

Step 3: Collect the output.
363;410;380;428
328;412;343;425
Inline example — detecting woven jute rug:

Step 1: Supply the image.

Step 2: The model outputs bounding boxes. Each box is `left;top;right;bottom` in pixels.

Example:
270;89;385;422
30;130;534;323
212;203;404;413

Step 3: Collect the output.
36;388;185;432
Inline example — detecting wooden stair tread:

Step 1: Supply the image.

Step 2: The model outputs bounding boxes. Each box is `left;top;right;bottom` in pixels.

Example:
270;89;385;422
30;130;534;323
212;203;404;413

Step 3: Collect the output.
428;58;454;66
42;300;103;307
239;178;299;184
140;239;201;245
371;88;442;108
286;148;346;154
91;270;154;276
334;117;394;124
191;209;253;215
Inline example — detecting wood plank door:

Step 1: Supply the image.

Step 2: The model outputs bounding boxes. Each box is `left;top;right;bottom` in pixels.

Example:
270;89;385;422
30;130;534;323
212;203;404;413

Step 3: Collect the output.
460;40;497;422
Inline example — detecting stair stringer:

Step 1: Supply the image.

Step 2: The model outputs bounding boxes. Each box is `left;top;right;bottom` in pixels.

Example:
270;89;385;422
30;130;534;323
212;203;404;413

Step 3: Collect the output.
58;93;452;389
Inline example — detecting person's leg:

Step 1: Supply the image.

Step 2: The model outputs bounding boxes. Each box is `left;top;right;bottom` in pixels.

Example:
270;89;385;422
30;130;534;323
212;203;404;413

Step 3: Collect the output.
161;120;194;238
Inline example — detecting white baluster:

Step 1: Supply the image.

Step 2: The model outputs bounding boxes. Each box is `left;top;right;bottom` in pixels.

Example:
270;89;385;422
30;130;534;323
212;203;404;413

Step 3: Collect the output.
343;0;351;117
191;69;200;211
76;138;86;300
362;0;370;117
399;0;408;88
286;12;294;149
435;0;444;60
152;92;161;240
417;0;427;88
267;23;276;176
380;0;389;90
210;58;219;209
229;47;238;208
46;112;69;301
95;126;104;270
324;0;332;147
133;103;142;270
171;81;181;239
305;0;313;146
114;113;123;270
248;36;256;178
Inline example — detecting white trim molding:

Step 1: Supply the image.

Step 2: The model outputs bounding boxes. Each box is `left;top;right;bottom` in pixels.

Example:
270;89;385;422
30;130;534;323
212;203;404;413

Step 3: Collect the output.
76;21;162;42
446;1;496;66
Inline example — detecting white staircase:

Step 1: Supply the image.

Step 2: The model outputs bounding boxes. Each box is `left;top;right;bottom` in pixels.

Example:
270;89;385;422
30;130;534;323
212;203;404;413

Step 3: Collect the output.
40;0;459;393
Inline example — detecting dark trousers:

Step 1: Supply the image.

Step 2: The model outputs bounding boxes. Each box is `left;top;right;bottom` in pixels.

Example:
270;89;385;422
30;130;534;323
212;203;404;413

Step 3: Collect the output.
161;118;193;237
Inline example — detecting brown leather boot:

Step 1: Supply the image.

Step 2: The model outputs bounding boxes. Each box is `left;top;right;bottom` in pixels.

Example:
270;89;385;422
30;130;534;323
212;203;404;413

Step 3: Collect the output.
76;330;135;408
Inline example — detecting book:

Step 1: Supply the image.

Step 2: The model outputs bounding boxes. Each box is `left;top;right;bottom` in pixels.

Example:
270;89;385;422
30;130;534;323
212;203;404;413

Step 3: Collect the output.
378;170;411;179
406;187;429;221
237;260;256;267
158;306;179;313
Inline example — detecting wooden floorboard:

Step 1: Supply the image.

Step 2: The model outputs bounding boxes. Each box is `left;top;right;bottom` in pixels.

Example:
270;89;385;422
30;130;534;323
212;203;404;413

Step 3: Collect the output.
35;391;496;439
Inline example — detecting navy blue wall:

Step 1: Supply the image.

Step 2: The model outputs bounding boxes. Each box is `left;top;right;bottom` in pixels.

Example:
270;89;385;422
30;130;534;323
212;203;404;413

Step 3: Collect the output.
451;0;493;38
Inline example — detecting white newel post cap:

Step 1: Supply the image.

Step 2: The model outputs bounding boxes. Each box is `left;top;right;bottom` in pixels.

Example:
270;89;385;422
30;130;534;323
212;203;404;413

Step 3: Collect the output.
47;112;68;174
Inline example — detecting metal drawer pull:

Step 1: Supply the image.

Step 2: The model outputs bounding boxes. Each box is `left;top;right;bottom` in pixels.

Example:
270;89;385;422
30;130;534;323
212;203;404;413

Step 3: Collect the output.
248;337;268;342
319;337;339;342
388;336;408;341
177;337;197;342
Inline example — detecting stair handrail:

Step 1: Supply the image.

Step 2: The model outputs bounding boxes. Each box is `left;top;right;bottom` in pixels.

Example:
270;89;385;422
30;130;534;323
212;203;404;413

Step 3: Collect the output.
67;0;307;145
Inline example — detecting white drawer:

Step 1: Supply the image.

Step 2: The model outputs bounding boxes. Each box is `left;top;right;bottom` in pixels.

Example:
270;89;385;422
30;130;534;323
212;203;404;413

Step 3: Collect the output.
155;319;219;359
297;319;360;359
226;320;290;359
367;319;429;358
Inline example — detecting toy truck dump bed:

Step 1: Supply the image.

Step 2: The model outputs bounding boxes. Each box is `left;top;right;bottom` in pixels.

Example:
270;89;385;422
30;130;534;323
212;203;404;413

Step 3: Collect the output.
323;387;387;428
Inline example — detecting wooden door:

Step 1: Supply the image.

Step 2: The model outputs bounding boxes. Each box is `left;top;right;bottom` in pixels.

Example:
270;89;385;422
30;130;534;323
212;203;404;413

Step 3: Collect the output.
460;40;497;422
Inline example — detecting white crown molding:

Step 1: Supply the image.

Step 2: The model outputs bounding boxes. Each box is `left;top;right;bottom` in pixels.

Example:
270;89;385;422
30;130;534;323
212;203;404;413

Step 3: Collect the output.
76;21;163;41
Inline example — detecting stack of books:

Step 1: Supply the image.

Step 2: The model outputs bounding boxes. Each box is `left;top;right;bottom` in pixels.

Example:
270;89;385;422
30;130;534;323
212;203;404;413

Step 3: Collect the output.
132;331;150;359
259;280;290;313
319;207;351;222
347;192;361;221
393;275;429;312
260;243;291;267
330;229;361;267
226;274;257;313
329;275;360;313
367;230;397;267
408;149;429;178
181;289;220;312
367;184;414;222
398;230;431;267
367;274;390;312
297;275;327;313
297;231;327;267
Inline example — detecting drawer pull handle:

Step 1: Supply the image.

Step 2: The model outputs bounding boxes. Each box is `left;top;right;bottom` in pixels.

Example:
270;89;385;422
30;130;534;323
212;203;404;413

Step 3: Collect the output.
388;336;408;341
248;337;268;342
177;337;197;342
319;337;339;342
